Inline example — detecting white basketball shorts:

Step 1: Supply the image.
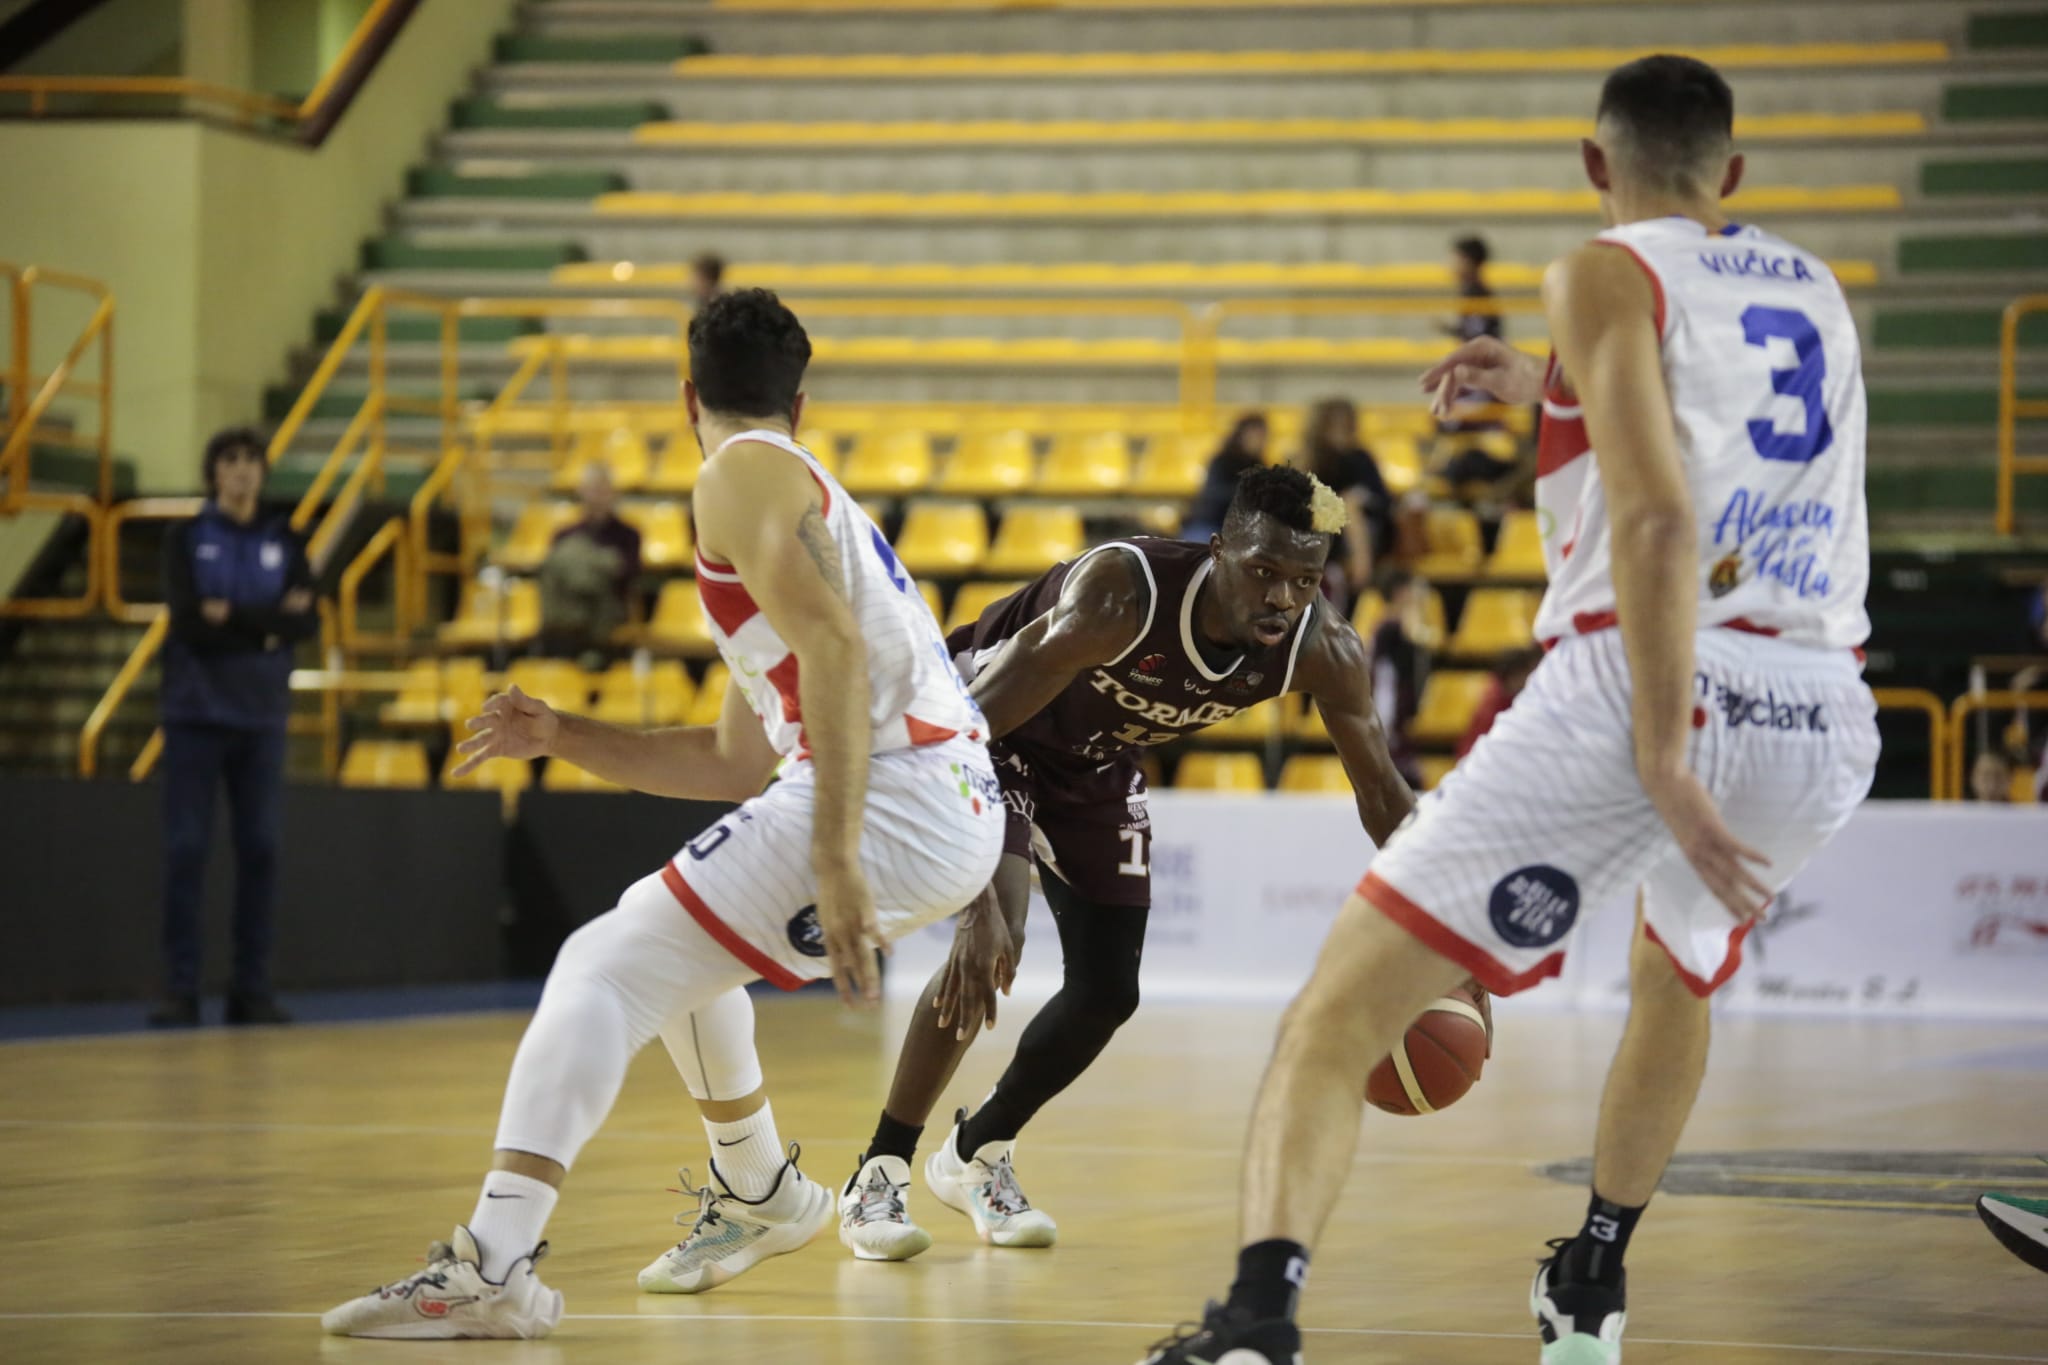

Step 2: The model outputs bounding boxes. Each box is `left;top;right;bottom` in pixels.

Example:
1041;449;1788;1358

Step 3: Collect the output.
1362;629;1880;996
660;736;1006;989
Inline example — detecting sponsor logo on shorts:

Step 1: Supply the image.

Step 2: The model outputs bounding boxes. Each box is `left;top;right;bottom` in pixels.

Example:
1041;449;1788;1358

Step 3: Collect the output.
1694;678;1828;734
1488;864;1580;949
787;906;828;958
1128;652;1169;686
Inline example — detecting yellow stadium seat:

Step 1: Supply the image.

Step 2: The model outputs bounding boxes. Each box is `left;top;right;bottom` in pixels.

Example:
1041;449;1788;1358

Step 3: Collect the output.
1487;510;1547;580
380;659;488;728
500;503;576;573
621;501;692;570
1373;435;1423;497
1195;698;1282;745
441;751;534;811
1362;407;1439;440
439;577;540;648
1413;507;1485;580
647;436;702;495
1039;432;1133;495
1278;754;1351;794
593;659;693;727
842;430;936;497
1176;752;1266;792
541;759;626;793
917;580;944;621
1353;585;1445;644
504;659;593;715
1448;588;1538;657
1409;671;1492;746
1130;434;1209;498
1352;589;1385;639
894;502;988;576
550;428;651;494
338;740;431;790
983;506;1084;576
945;579;1027;634
939;429;1037;496
687;663;730;726
648;580;717;655
1419;755;1458;791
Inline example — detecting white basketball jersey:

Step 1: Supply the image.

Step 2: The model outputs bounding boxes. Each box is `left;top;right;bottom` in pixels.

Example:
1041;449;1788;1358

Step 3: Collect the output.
1531;216;1871;652
693;429;985;758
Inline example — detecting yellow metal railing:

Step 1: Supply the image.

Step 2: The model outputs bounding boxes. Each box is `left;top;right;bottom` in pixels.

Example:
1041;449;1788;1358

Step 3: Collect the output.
1948;690;2048;802
1996;294;2048;536
1870;687;1951;800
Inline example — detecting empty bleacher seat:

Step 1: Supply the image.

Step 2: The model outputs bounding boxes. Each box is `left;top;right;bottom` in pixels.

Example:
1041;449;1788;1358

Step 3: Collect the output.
439;577;540;648
1447;589;1539;657
1195;698;1282;745
500;503;575;572
945;580;1027;634
1352;585;1445;646
380;659;487;728
441;752;534;808
593;659;692;726
551;429;651;493
983;506;1083;576
894;502;988;576
338;740;431;790
842;430;935;497
1176;752;1266;792
1414;507;1484;580
1278;754;1351;794
1130;434;1209;498
687;663;729;725
1408;671;1492;746
648;581;716;655
1487;510;1547;580
917;579;944;621
541;759;625;793
1372;435;1423;497
938;429;1036;496
620;501;692;570
1039;432;1132;495
505;659;593;715
647;436;702;494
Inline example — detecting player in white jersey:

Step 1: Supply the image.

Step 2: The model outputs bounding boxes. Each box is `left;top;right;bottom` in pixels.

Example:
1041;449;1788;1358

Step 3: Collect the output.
1142;57;1879;1365
323;290;1003;1339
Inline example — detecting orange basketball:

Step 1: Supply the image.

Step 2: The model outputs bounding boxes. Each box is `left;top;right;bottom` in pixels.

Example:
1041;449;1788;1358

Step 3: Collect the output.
1365;984;1489;1116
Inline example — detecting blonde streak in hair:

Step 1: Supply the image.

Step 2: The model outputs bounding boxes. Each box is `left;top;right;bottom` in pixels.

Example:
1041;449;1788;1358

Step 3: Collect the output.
1307;476;1350;535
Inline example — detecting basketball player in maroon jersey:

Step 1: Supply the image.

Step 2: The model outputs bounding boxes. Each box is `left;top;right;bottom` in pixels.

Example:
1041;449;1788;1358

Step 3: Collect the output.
835;465;1481;1260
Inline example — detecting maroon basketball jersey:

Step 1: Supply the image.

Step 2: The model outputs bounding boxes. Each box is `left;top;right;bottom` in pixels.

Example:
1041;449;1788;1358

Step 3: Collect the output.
946;538;1320;771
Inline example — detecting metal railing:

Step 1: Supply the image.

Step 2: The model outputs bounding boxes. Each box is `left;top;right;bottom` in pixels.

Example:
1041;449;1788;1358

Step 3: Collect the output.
1996;294;2048;536
1870;687;1951;800
1947;689;2048;802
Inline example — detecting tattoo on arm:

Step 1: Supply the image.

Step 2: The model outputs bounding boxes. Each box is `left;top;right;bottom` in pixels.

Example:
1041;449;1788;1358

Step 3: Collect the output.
795;506;846;599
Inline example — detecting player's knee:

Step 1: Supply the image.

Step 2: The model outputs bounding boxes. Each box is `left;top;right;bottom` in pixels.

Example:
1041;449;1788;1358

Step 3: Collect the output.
1628;923;1705;1012
1074;972;1140;1033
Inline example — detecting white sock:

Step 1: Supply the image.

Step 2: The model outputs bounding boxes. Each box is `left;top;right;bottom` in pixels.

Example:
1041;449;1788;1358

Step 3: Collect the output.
704;1101;788;1202
467;1170;559;1282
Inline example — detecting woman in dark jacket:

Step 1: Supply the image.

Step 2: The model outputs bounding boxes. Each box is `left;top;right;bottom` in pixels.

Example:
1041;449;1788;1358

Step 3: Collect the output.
1183;412;1269;540
150;427;317;1028
1298;397;1394;601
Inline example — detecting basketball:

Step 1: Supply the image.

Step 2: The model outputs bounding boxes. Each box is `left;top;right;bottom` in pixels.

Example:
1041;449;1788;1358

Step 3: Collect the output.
1366;985;1489;1116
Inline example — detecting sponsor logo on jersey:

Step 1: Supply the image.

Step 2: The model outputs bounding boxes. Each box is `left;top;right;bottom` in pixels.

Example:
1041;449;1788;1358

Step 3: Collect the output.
1709;550;1742;598
1226;670;1265;693
1711;489;1838;600
787;906;828;958
1488;864;1580;949
1088;669;1242;728
1697;248;1818;284
1183;679;1213;695
1694;676;1829;733
1128;652;1168;686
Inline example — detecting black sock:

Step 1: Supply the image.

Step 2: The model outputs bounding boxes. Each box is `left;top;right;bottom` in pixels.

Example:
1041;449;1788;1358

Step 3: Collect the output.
863;1111;923;1166
1562;1191;1645;1286
1224;1239;1310;1322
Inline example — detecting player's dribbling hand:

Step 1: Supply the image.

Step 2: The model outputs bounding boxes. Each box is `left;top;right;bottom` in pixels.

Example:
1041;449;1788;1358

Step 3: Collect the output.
1642;769;1774;921
451;685;560;777
935;884;1016;1040
818;865;886;1009
1418;336;1545;418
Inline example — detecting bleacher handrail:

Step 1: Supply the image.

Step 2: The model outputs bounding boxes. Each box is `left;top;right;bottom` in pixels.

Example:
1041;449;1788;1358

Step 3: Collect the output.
1870;687;1951;800
1947;689;2048;802
1996;294;2048;536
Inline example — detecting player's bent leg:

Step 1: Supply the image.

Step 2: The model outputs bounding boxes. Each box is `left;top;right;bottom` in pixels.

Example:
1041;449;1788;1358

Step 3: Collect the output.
323;873;754;1339
1531;906;1707;1365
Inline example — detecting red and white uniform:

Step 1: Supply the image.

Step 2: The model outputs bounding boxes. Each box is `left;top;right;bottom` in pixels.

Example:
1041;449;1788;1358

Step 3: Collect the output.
1364;218;1880;997
664;429;1004;989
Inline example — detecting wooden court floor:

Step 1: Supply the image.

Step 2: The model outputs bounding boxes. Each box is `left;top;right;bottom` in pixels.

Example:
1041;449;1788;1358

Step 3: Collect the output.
0;996;2043;1365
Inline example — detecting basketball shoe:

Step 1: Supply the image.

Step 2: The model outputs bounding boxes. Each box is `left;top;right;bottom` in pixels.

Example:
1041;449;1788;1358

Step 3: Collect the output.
1531;1238;1627;1364
1135;1302;1303;1364
1978;1192;2048;1274
638;1144;836;1293
839;1153;933;1261
924;1108;1057;1248
321;1226;562;1339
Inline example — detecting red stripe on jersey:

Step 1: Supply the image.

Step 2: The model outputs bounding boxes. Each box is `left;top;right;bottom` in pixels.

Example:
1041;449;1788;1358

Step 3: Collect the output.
1358;871;1566;997
1591;238;1667;337
696;449;836;580
1536;408;1589;478
660;862;806;991
1644;916;1757;998
695;560;760;637
903;714;958;747
766;653;802;725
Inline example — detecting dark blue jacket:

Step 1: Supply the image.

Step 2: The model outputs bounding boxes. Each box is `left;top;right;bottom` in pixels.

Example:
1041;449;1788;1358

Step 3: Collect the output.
160;505;317;729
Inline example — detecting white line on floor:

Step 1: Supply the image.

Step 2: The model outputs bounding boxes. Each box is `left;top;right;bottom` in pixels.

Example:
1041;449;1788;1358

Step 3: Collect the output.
0;1311;2039;1360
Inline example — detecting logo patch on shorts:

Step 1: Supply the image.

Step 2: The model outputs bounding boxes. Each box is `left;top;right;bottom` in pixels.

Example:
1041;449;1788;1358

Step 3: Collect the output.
787;906;827;958
1488;864;1580;949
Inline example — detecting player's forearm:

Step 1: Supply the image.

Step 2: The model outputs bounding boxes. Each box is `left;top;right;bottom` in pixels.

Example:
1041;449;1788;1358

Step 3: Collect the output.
969;654;1077;740
799;633;872;874
1611;509;1700;782
550;713;754;802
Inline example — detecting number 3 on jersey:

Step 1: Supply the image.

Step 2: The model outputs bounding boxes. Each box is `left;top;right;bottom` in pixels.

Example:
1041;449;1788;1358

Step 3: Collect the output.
1741;304;1834;464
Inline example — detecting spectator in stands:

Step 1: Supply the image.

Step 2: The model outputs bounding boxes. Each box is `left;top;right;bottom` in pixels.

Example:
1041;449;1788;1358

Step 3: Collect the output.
1431;233;1523;497
1442;234;1503;351
1971;749;2017;803
1299;397;1394;602
152;427;317;1029
1368;568;1431;789
1457;645;1543;759
1183;412;1269;540
538;462;641;666
691;252;726;308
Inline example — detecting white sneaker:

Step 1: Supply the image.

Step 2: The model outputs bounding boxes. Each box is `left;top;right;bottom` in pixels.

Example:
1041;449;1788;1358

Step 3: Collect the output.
923;1110;1057;1248
321;1226;563;1339
637;1143;836;1294
839;1154;933;1262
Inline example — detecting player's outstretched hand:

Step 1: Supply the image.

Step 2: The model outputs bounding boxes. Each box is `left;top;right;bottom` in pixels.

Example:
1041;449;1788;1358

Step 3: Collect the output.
451;685;560;778
935;884;1016;1040
818;865;886;1009
1419;336;1545;418
1642;769;1773;921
